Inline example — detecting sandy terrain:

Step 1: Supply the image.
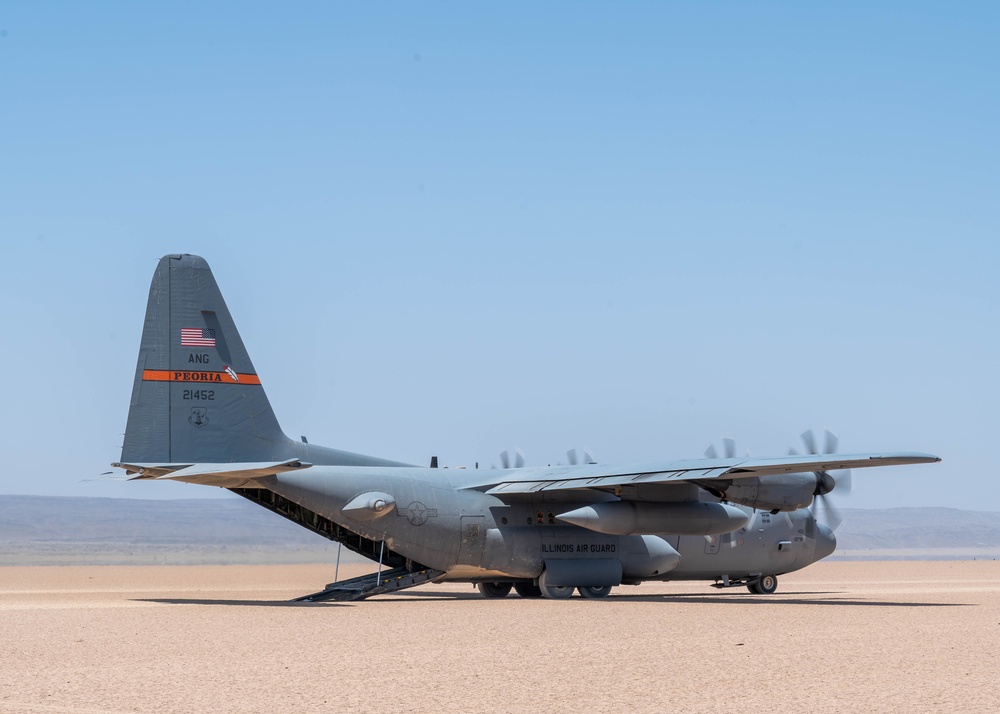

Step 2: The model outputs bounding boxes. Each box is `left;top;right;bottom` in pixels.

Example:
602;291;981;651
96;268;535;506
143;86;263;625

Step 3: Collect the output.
1;561;998;714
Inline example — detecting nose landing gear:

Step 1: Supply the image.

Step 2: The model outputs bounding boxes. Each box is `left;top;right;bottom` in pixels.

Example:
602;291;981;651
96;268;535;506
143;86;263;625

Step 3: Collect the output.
747;574;778;594
710;574;779;594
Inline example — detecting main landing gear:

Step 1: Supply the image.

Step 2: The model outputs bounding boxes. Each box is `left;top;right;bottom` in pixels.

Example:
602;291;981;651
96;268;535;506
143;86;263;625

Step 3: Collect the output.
477;582;513;598
476;580;614;599
538;570;574;599
577;585;612;599
513;582;542;598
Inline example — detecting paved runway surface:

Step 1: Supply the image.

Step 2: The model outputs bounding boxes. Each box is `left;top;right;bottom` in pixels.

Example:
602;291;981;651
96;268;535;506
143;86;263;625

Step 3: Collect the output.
1;561;998;713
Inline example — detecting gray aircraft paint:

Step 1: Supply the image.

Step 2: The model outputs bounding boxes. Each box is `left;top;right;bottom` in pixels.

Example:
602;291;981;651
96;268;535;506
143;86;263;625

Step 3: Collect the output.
122;254;404;469
115;254;938;599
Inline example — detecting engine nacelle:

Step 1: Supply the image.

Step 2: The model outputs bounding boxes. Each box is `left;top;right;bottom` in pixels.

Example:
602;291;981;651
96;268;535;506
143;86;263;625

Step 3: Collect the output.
705;473;816;512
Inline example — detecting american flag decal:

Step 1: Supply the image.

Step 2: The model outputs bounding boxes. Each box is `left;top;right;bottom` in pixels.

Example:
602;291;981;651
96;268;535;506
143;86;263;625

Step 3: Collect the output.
180;327;216;347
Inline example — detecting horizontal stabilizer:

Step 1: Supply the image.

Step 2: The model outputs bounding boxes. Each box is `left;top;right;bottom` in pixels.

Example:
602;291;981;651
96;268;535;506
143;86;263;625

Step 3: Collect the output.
113;462;194;478
113;459;311;487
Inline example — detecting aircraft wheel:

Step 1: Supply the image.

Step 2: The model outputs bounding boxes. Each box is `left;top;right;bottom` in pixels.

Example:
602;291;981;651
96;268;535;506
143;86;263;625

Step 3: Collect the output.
577;585;612;599
538;570;574;599
513;581;543;598
754;575;778;594
746;581;761;594
477;582;513;598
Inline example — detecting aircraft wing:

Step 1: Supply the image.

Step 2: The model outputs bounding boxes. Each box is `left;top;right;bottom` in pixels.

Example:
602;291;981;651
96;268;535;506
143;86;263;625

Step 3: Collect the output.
473;452;940;495
112;459;312;487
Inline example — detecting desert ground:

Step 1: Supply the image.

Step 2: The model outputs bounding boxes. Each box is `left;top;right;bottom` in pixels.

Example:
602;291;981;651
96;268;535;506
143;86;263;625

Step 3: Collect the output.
1;561;998;714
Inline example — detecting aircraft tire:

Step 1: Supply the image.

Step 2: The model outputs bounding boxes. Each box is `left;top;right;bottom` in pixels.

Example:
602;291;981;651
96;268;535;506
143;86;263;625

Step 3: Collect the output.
577;585;612;599
752;575;778;594
538;570;574;599
513;581;543;598
477;582;513;598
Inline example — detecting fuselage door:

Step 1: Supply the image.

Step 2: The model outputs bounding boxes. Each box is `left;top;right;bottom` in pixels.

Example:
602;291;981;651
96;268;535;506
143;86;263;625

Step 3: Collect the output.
459;515;486;566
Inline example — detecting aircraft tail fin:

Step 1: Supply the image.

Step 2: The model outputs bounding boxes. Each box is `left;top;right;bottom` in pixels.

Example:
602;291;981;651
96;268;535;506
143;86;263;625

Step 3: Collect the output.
120;254;293;464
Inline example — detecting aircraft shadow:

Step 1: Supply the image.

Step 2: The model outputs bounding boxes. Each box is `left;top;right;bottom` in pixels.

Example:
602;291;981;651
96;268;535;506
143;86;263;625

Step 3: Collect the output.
367;589;973;608
371;592;482;602
600;593;971;607
134;591;973;608
134;598;349;608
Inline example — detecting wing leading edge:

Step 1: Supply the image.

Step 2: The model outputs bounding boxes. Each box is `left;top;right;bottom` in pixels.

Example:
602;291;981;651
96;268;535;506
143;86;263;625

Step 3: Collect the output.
476;452;940;496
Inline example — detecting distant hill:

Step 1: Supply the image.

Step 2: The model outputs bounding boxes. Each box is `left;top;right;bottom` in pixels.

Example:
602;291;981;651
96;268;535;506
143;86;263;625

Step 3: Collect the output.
0;494;352;566
835;507;1000;560
2;496;999;565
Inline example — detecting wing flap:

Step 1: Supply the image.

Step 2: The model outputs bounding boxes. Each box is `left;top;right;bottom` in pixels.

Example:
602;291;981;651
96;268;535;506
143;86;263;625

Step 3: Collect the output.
483;467;730;495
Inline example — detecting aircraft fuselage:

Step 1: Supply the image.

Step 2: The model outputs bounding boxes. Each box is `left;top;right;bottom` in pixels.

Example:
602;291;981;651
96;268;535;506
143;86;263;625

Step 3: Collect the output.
262;464;835;586
116;254;932;600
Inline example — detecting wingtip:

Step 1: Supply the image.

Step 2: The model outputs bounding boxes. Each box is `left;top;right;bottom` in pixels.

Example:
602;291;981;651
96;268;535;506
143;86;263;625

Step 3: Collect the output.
881;452;941;464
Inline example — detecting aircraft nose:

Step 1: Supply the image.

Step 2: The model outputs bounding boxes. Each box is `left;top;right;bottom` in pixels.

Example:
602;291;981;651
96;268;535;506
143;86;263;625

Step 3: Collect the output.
814;522;837;561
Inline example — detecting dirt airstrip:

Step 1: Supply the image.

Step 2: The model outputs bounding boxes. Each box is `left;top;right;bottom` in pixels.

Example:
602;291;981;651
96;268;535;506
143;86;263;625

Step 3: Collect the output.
1;561;998;713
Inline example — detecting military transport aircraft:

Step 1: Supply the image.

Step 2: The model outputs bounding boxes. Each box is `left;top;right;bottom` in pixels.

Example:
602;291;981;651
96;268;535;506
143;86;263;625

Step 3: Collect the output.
113;254;939;601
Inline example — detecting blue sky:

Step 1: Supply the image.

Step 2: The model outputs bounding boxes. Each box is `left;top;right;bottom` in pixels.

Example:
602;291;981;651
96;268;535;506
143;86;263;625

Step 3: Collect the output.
1;2;996;509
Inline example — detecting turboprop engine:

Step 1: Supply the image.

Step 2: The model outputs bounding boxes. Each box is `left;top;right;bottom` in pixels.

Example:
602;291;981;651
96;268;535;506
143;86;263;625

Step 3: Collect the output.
699;430;853;515
703;473;818;512
556;500;748;535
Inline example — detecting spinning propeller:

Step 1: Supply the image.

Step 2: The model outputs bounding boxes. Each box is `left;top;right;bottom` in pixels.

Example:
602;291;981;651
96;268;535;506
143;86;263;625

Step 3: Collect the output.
790;429;852;530
704;438;743;460
498;448;525;469
566;448;596;466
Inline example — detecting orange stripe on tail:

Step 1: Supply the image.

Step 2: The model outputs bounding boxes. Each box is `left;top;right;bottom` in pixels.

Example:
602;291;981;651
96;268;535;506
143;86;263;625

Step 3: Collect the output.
142;370;262;385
